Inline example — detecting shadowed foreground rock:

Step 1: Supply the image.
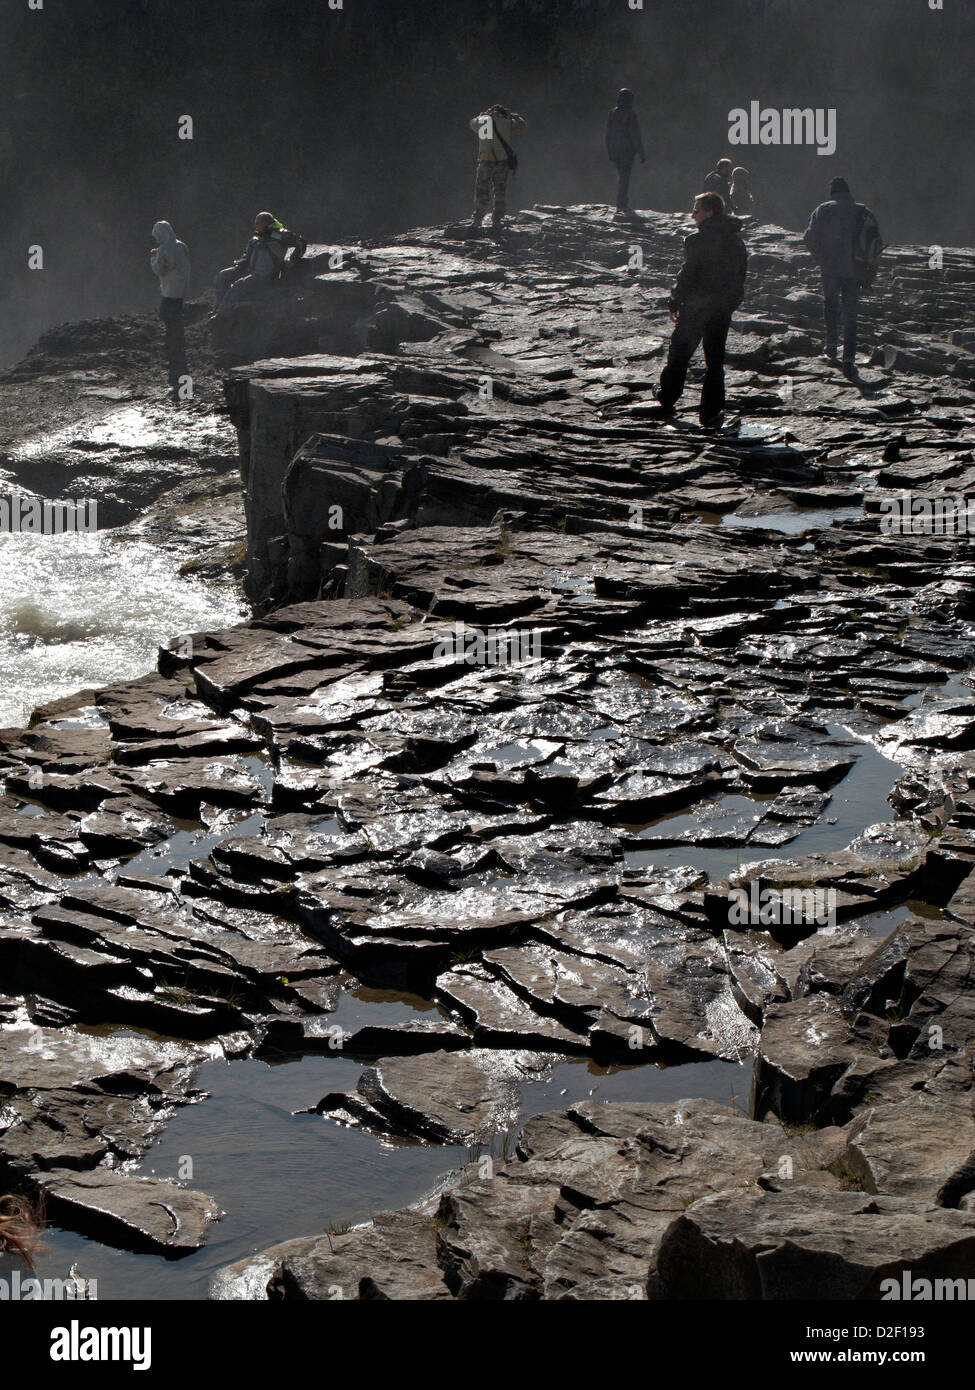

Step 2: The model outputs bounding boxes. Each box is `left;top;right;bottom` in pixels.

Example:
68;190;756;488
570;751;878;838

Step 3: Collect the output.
215;1095;975;1300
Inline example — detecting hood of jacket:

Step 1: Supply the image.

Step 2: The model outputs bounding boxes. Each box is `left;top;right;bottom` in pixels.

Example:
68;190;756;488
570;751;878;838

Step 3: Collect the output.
695;211;743;238
616;89;634;108
152;221;177;245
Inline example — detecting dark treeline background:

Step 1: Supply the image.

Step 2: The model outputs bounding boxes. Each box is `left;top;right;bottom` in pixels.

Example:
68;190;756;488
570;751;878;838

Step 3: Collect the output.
1;0;970;367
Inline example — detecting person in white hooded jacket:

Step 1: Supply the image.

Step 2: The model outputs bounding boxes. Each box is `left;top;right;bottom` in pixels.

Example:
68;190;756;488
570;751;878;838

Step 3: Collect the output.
150;221;191;397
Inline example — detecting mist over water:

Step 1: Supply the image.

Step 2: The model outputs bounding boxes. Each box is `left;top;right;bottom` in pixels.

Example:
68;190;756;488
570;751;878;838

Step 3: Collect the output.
0;532;245;728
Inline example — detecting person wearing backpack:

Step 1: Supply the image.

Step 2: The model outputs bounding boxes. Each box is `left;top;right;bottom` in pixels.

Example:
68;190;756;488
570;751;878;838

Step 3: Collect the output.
213;211;307;315
470;104;527;233
605;88;645;215
804;177;884;376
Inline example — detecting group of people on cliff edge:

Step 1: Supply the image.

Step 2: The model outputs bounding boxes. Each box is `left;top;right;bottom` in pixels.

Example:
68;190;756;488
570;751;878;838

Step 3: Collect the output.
147;210;307;403
148;98;884;428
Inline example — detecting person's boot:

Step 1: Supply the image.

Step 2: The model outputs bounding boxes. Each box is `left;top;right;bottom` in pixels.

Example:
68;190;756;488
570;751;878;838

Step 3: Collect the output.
699;410;725;430
651;384;676;418
823;341;838;362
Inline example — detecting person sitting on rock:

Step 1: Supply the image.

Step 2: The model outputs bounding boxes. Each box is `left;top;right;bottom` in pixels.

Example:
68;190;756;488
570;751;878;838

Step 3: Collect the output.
470;103;527;233
605;88;645;216
652;191;748;429
150;220;191;399
702;158;734;205
729;167;755;216
804;177;882;376
213;212;307;316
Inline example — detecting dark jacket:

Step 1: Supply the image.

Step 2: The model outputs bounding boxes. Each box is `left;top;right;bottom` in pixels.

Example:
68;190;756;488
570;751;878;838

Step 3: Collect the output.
606;105;644;163
803;192;864;279
702;169;731;204
237;226;307;278
669;212;748;315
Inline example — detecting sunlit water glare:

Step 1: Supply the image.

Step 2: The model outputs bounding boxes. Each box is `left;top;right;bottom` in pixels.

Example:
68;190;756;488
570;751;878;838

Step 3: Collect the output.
0;531;246;727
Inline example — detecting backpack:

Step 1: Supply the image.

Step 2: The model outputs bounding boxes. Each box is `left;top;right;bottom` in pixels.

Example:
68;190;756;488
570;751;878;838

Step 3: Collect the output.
854;205;885;288
492;122;518;175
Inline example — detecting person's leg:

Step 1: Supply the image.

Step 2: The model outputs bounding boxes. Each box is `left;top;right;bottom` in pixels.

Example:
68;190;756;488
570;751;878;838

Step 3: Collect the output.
213;265;242;310
658;308;704;409
473;163;491;225
617;155;634;211
491;164;509;227
822;273;840;356
160;298;186;389
217;273;264;315
700;310;731;422
840;278;859;363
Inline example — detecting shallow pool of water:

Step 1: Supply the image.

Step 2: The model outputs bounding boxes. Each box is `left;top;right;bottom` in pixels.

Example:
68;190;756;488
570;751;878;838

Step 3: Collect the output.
722;506;862;535
624;726;905;880
17;1046;753;1301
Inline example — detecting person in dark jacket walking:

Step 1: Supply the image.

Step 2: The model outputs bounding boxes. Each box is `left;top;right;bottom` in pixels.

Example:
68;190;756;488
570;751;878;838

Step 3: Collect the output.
804;177;881;375
150;220;190;398
214;212;307;315
605;88;645;214
653;192;748;428
702;159;733;204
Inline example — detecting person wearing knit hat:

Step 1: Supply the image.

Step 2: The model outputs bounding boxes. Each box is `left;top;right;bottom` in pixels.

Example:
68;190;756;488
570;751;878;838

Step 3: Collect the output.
213;211;307;314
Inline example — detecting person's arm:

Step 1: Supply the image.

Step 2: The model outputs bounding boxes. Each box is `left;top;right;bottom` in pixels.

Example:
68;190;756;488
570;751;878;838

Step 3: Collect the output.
632;113;645;161
733;240;748;308
803;208;821;258
281;230;307;260
669;238;698;313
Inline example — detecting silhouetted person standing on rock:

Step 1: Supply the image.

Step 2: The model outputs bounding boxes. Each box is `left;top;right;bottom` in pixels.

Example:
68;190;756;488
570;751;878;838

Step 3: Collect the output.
150;221;190;400
606;88;645;216
804;177;883;377
470;104;526;233
653;192;747;429
702;158;733;204
729;167;755;216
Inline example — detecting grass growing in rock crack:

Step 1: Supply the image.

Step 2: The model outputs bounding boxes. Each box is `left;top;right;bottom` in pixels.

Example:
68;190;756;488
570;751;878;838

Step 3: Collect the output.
324;1220;351;1253
829;1157;870;1192
781;1121;817;1137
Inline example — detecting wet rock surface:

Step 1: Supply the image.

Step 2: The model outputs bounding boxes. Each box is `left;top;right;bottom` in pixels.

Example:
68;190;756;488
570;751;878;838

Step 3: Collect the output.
1;206;974;1294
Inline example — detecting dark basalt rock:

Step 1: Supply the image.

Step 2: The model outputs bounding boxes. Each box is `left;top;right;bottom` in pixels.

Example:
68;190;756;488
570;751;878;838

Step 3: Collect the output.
3;205;975;1286
38;1168;223;1254
653;1186;975;1300
314;1049;523;1145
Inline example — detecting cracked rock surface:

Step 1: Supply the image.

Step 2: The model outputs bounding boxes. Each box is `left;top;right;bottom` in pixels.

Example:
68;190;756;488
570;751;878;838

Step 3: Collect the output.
1;205;974;1292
